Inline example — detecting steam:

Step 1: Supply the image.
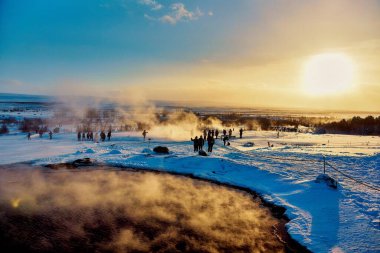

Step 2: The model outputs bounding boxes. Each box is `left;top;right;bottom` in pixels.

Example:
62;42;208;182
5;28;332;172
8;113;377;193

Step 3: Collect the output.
0;165;285;253
49;96;229;141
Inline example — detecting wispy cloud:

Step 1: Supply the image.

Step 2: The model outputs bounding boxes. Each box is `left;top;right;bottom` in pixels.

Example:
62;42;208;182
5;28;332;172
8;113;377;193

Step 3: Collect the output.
139;0;162;11
0;79;24;87
101;1;207;25
160;3;203;24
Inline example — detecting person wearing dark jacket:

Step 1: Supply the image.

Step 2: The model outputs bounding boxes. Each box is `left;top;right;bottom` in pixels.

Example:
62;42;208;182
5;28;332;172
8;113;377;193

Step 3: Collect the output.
239;128;243;138
207;135;215;152
77;131;81;141
191;136;199;152
107;130;111;141
223;135;229;146
198;136;204;150
100;131;106;142
142;130;148;141
215;129;219;139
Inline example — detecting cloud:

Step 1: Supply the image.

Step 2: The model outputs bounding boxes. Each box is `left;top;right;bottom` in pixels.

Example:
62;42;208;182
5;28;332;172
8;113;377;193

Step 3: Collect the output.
0;79;24;87
139;0;162;11
159;3;203;24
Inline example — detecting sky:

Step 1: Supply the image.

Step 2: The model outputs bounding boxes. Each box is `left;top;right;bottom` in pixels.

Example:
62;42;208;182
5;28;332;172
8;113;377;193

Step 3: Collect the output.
0;0;379;111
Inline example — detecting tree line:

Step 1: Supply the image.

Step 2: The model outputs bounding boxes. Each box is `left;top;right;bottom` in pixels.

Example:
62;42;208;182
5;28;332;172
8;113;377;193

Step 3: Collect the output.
318;116;380;135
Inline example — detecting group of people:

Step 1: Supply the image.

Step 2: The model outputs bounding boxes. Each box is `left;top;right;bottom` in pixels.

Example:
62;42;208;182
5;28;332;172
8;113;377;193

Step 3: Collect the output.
191;134;214;152
27;130;53;140
191;127;245;152
77;130;111;142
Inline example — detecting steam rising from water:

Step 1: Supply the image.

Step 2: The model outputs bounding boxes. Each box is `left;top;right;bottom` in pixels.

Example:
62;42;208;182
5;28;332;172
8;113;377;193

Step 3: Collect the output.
0;166;284;253
51;97;227;141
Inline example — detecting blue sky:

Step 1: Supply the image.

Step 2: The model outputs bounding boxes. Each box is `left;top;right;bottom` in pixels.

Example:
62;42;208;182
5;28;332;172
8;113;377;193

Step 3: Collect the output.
0;0;244;85
0;0;379;110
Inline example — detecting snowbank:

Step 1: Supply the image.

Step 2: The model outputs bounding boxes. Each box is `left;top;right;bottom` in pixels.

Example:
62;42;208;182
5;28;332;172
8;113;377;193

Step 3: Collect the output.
0;131;379;252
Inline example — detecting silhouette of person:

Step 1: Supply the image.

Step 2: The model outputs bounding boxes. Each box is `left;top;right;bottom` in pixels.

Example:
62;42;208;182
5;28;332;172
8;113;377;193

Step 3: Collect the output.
223;135;229;146
198;135;204;150
191;136;199;152
100;131;106;142
207;135;215;152
142;130;148;141
107;130;111;141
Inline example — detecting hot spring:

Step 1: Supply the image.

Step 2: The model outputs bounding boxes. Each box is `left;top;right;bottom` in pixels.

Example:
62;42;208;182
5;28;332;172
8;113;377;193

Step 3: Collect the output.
0;164;295;253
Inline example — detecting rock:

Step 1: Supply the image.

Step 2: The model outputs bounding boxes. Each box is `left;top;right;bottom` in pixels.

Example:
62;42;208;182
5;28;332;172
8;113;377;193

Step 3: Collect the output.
72;158;93;167
243;142;255;147
198;150;208;156
315;174;338;189
153;146;169;154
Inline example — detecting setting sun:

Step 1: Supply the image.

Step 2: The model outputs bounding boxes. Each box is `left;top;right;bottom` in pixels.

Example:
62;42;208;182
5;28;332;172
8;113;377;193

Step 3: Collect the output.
302;53;356;96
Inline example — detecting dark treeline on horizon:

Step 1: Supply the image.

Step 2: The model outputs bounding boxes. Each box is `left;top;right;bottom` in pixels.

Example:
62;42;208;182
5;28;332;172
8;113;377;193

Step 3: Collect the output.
318;116;380;135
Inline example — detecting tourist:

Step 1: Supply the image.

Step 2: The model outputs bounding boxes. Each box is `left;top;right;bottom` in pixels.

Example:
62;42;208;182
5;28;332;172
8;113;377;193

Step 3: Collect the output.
207;135;215;152
191;136;199;152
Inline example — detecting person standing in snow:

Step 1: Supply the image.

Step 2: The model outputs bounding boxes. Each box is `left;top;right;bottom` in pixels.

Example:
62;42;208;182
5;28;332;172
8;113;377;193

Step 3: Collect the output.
223;129;227;137
107;129;111;141
142;130;148;141
191;136;199;152
215;129;219;139
203;129;207;140
239;128;243;139
94;132;99;143
100;131;106;142
27;132;31;140
198;135;204;150
223;135;229;146
82;132;85;141
207;135;215;152
228;129;232;138
49;131;52;139
77;131;81;141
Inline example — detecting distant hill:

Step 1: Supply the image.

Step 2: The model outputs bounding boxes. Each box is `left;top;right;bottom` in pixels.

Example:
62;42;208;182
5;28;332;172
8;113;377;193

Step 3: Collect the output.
0;93;53;103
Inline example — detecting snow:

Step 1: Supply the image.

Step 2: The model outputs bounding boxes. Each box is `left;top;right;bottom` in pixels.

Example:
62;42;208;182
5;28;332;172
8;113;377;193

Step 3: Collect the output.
0;130;379;252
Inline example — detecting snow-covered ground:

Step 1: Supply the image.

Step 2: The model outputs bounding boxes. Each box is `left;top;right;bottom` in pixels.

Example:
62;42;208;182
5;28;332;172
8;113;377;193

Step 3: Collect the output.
0;130;379;252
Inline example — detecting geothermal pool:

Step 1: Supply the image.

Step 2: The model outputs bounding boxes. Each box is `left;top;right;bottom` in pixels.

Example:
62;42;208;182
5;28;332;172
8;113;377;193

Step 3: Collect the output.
0;165;291;253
